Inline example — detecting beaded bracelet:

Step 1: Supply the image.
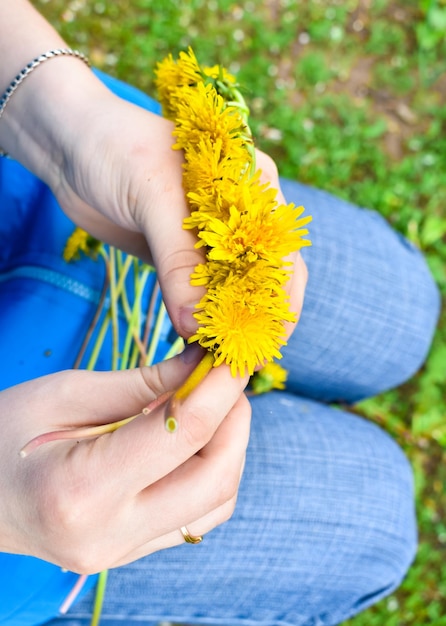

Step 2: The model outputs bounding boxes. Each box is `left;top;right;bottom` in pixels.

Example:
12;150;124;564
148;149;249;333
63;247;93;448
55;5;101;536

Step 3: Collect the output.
0;48;91;157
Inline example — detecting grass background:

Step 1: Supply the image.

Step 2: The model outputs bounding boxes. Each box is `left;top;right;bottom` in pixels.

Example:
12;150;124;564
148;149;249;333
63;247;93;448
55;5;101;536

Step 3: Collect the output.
34;0;446;623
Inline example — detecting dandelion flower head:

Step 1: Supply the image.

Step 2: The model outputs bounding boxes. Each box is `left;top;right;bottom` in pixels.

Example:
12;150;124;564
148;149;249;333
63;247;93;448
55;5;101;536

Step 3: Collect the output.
155;48;312;376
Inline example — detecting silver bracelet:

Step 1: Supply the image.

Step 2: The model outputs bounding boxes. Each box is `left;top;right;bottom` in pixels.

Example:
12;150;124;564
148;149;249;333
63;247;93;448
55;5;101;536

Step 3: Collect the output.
0;48;91;157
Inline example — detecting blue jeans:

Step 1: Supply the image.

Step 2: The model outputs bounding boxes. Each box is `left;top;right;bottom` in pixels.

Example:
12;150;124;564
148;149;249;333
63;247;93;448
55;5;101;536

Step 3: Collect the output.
43;176;440;626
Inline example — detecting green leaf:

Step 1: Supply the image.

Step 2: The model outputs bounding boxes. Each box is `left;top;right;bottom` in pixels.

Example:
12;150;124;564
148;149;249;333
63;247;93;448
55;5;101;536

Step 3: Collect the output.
420;215;446;247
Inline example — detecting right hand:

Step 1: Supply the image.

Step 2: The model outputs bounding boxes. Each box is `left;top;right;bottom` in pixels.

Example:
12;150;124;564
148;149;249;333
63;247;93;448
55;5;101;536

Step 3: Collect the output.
0;350;250;574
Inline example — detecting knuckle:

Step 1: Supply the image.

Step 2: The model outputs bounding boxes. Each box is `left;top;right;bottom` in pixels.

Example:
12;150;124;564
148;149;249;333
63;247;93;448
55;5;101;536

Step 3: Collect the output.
220;496;237;523
41;470;97;536
61;543;107;576
181;404;215;449
60;547;95;576
212;469;240;508
161;247;204;279
42;490;110;574
138;362;164;400
44;483;89;536
41;370;78;404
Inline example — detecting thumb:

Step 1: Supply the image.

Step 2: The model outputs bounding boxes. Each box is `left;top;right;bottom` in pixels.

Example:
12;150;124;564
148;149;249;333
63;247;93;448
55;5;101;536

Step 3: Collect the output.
16;346;206;458
150;235;206;339
69;346;205;424
15;345;203;435
136;154;205;338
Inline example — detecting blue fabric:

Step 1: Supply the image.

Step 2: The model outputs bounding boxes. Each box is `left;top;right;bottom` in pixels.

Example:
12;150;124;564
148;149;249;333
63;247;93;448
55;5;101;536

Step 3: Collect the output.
47;398;418;626
0;70;164;626
0;67;440;626
0;70;163;390
279;179;440;403
43;180;439;626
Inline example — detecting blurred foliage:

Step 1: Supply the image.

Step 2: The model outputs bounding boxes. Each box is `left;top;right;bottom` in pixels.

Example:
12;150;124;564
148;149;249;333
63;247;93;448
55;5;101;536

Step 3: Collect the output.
34;0;446;623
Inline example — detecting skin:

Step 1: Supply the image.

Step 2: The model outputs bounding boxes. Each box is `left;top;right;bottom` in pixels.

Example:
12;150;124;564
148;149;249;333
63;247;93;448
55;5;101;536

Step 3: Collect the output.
0;0;307;573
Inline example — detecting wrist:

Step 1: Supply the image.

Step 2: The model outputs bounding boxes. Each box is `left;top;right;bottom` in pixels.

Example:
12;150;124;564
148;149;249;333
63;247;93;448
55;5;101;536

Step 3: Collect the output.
0;1;110;186
0;52;108;184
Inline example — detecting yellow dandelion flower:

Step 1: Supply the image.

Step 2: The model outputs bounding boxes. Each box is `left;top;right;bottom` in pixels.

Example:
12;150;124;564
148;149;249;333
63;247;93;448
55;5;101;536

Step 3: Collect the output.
182;137;248;197
184;171;274;231
203;64;237;85
250;361;288;394
184;183;243;232
155;48;312;381
235;264;296;304
198;190;312;265
196;170;277;219
173;82;249;156
189;288;287;377
189;261;227;288
183;172;250;232
191;256;294;302
154;48;203;118
183;193;225;231
63;227;101;262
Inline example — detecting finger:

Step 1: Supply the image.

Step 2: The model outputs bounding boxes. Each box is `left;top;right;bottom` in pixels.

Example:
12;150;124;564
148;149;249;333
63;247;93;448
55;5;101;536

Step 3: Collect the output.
106;393;251;568
113;493;238;568
16;344;201;441
283;251;309;340
43;391;249;573
95;362;249;497
255;148;280;188
133;117;206;338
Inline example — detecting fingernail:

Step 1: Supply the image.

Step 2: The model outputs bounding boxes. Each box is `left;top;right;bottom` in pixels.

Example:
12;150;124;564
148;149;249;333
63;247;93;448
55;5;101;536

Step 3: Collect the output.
179;304;199;336
179;341;204;364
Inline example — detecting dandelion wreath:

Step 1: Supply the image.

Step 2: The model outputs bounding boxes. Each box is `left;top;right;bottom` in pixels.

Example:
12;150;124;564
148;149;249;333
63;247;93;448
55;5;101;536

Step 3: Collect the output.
155;48;312;379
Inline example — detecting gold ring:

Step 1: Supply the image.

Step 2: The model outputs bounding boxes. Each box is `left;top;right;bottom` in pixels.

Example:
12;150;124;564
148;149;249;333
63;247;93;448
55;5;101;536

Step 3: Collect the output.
180;525;203;544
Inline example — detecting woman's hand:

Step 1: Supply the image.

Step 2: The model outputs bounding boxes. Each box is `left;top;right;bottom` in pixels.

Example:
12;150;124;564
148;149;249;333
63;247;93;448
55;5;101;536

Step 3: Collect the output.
1;1;308;340
51;92;206;339
50;90;308;341
0;10;307;341
0;352;250;574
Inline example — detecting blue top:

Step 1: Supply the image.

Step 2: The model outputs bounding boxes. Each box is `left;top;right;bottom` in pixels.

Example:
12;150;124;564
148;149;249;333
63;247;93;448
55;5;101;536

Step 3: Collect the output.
0;71;166;625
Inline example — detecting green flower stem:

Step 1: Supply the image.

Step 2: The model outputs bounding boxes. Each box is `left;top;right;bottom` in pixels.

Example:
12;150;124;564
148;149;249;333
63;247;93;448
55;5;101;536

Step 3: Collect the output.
115;252;134;304
19;412;142;457
115;251;134;330
128;338;141;370
72;255;109;370
85;311;111;371
90;569;108;626
174;350;215;401
108;247;120;371
164;336;186;359
141;280;161;364
225;87;256;175
164;350;215;433
120;266;151;370
144;300;168;366
115;256;154;367
127;260;142;370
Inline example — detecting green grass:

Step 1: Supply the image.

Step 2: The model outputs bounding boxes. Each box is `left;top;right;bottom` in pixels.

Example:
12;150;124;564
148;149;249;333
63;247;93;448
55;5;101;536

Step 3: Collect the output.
34;0;446;623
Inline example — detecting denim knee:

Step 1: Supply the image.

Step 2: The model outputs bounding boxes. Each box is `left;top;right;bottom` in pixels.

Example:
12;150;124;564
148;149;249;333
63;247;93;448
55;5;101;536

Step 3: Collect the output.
321;433;417;625
291;406;418;625
226;395;419;626
52;397;418;626
278;181;441;403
